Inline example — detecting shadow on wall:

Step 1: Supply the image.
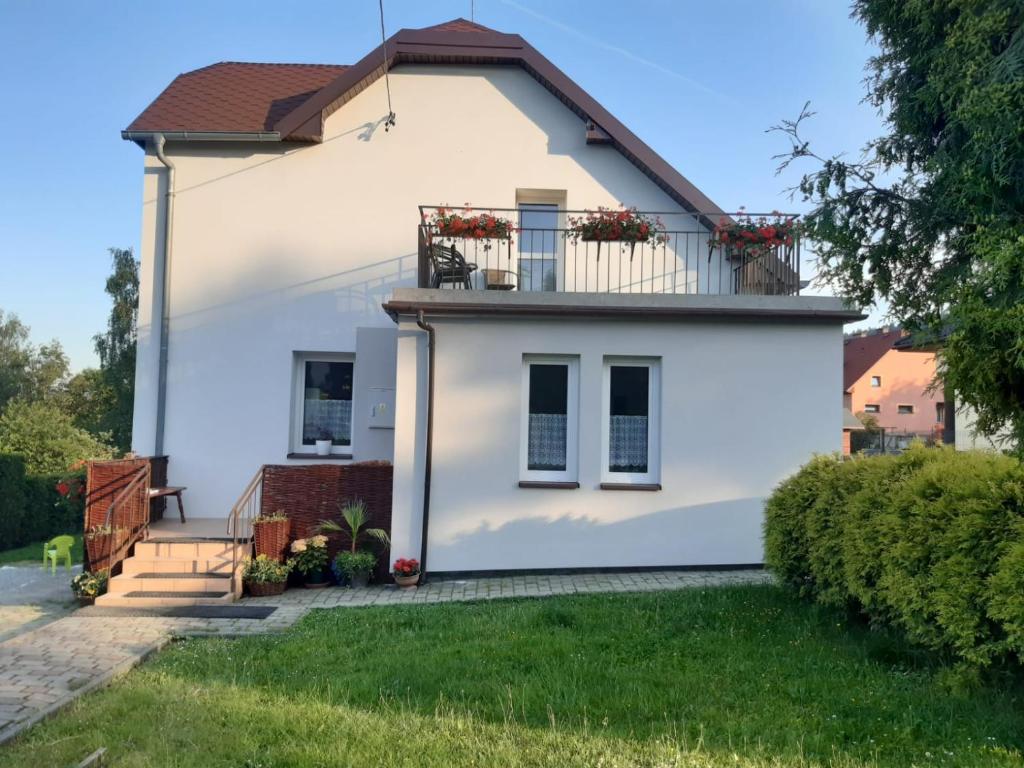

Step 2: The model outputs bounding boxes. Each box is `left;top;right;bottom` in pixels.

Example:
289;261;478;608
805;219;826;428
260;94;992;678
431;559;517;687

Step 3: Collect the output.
428;496;765;571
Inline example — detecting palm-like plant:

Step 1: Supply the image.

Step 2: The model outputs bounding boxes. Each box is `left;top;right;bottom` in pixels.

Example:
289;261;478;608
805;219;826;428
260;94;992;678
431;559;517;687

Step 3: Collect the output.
319;499;390;553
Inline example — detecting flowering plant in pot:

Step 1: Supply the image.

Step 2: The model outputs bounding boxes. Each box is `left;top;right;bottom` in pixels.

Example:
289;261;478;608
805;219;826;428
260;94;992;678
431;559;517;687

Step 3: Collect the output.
426;206;515;250
708;211;799;258
252;510;291;562
71;570;108;606
567;206;666;261
392;557;420;588
318;499;390;588
242;554;291;597
287;535;330;588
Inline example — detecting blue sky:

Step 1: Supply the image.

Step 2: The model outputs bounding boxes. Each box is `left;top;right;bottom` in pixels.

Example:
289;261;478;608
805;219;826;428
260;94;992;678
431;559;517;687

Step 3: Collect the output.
0;0;884;371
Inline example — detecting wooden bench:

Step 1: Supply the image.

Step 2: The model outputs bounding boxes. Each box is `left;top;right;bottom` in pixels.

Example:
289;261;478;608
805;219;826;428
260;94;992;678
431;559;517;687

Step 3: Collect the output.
148;486;187;523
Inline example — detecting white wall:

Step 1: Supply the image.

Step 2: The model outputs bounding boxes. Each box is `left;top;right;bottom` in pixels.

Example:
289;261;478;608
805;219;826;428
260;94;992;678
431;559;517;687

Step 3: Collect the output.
391;314;843;572
131;64;713;516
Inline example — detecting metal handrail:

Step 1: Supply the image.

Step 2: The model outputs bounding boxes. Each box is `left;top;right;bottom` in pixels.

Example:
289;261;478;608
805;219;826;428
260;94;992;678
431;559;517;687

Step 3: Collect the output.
98;465;150;575
227;465;265;594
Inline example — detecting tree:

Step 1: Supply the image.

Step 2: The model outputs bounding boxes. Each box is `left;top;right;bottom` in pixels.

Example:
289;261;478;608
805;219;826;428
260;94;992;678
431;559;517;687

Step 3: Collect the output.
0;399;113;475
0;310;69;411
53;368;117;437
93;248;139;452
774;1;1024;446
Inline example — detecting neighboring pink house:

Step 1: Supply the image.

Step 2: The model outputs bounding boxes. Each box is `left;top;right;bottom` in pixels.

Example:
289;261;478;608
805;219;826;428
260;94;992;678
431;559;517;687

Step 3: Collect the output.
843;329;944;448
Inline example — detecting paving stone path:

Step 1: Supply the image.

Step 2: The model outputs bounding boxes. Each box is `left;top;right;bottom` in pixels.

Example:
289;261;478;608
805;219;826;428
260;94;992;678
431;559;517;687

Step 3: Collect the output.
0;568;770;745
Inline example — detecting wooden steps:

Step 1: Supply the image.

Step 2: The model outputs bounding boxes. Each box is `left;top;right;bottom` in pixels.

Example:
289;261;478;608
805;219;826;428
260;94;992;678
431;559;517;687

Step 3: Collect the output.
96;532;251;608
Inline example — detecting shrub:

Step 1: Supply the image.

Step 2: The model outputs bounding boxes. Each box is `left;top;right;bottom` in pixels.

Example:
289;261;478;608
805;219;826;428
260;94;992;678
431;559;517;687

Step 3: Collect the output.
764;446;1024;667
0;454;85;552
0;399;113;475
0;455;28;551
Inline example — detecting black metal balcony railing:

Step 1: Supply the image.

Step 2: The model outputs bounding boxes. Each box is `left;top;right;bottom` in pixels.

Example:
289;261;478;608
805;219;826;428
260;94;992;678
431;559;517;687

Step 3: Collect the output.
416;206;801;297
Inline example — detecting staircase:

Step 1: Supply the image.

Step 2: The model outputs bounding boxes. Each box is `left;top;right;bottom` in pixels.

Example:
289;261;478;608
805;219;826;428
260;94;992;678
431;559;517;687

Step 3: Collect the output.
96;527;250;608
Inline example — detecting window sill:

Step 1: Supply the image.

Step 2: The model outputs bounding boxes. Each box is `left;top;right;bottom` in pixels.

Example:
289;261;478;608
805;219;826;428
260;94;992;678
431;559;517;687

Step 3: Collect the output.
518;481;580;489
599;483;661;491
286;452;354;461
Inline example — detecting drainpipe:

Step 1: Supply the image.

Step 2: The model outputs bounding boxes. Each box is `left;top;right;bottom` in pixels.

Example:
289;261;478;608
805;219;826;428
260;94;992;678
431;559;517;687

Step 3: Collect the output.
152;134;175;457
415;310;435;582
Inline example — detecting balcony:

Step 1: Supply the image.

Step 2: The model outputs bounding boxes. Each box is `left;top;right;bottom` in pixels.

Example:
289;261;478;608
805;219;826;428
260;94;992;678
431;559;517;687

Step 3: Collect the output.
416;206;802;297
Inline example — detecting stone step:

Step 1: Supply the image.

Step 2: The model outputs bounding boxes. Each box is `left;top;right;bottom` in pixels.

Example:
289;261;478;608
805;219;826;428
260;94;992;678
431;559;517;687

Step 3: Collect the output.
108;573;232;594
122;557;234;576
134;539;250;560
95;591;236;608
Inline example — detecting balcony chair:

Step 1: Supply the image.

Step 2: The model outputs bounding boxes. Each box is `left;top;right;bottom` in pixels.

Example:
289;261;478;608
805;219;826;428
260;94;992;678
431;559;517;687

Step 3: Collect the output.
429;243;477;289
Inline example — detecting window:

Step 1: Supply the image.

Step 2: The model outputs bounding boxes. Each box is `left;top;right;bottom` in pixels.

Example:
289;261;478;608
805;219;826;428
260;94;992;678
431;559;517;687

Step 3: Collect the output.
292;353;354;455
936;402;946;424
898;404;914;415
601;358;660;485
518;203;559;291
870;376;881;387
864;404;880;413
520;356;578;482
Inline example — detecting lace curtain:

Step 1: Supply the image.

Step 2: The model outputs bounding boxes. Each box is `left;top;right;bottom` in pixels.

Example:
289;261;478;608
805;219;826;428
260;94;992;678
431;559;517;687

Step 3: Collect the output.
303;399;352;443
528;413;567;470
609;415;648;472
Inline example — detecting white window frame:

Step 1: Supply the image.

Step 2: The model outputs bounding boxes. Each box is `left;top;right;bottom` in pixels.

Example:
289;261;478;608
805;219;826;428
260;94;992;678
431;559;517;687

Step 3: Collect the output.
870;375;881;387
601;357;661;485
897;404;914;415
291;352;355;456
520;355;579;482
864;403;880;414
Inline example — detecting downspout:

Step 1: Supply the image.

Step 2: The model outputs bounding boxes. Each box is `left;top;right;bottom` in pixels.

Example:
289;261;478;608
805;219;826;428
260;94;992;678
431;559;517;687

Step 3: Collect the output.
415;310;435;582
152;134;175;457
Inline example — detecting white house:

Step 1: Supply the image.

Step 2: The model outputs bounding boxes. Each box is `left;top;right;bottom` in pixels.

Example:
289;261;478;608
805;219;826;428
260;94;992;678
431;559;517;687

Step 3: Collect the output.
121;18;860;583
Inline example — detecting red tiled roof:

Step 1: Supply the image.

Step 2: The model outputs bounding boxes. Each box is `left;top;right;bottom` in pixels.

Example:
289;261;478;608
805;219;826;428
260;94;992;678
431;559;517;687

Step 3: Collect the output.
419;18;497;33
125;62;348;134
843;329;903;391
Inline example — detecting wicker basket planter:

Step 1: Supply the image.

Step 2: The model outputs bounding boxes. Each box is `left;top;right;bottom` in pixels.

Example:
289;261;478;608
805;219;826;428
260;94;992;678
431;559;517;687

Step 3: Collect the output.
246;580;286;597
253;517;291;563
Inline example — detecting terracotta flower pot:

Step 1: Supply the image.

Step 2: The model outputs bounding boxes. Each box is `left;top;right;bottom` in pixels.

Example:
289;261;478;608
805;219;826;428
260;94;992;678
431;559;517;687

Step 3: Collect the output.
247;580;286;597
394;573;419;589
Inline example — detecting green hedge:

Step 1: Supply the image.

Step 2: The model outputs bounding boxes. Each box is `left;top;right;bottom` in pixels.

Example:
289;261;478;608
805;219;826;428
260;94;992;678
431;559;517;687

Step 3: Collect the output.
0;454;85;552
765;446;1024;667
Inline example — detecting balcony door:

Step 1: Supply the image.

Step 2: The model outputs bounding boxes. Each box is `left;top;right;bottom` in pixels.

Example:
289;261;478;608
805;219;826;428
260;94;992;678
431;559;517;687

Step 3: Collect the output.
517;203;561;291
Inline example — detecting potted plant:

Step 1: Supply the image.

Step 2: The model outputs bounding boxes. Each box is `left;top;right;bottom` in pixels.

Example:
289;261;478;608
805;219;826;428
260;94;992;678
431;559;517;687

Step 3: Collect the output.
242;554;291;596
392;557;420;588
335;550;377;588
425;206;515;251
70;570;108;606
708;211;799;257
288;534;330;588
319;499;390;588
315;429;333;456
252;510;291;562
567;207;666;260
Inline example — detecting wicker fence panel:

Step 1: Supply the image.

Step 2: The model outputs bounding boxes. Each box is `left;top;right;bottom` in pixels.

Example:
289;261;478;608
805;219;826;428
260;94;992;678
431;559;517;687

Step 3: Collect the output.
84;458;151;573
261;463;394;581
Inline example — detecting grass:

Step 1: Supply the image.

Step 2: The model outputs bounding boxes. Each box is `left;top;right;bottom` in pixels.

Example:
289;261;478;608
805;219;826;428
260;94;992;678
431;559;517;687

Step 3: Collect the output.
3;584;1023;767
0;534;82;566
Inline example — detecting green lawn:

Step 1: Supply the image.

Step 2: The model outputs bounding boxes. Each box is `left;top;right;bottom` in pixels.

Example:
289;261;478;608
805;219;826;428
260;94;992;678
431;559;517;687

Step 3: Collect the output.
3;585;1023;767
0;534;82;566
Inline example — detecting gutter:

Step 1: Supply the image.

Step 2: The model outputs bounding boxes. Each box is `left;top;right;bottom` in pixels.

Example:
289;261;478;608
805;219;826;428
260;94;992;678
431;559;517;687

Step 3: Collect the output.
152;134;175;456
122;130;281;146
415;310;435;582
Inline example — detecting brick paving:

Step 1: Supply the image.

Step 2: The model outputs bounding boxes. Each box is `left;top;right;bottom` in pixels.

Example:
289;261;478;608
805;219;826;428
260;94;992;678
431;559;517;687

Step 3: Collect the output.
0;568;770;745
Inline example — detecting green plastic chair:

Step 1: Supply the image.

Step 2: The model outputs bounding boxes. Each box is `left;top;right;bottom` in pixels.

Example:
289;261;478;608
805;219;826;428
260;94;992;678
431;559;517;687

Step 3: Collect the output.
43;535;75;574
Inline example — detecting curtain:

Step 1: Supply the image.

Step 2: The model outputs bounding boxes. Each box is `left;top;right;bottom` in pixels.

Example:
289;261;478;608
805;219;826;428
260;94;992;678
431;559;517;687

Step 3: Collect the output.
303;399;352;443
528;413;567;470
609;415;648;472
